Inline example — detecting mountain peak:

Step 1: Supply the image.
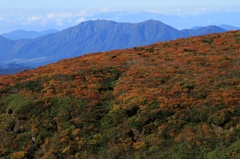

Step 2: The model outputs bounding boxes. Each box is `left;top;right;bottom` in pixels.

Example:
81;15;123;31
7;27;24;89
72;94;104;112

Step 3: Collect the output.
142;19;164;24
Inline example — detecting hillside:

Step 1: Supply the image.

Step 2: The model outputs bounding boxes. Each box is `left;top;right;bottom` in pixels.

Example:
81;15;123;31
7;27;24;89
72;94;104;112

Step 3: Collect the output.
0;20;226;67
0;31;240;158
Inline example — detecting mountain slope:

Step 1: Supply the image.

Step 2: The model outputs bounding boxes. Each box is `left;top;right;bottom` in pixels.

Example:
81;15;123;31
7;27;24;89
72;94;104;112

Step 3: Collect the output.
1;29;59;40
0;36;14;55
0;30;239;158
0;20;226;67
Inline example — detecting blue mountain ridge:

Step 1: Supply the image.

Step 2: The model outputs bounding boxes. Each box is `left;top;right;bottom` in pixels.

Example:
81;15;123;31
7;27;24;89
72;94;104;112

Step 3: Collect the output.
1;29;59;40
0;19;226;67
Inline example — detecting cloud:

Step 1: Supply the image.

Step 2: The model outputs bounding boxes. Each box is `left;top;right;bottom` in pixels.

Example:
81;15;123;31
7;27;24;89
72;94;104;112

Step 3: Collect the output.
47;12;73;19
75;9;109;17
76;10;91;16
25;12;76;26
191;7;217;14
75;17;86;24
0;9;108;30
100;7;112;13
27;16;47;26
46;12;87;26
4;58;24;63
46;13;56;19
56;19;63;26
27;16;42;24
27;16;41;22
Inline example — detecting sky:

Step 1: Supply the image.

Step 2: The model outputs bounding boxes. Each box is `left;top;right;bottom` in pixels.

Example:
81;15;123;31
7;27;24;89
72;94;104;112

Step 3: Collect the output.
0;0;240;33
1;0;240;11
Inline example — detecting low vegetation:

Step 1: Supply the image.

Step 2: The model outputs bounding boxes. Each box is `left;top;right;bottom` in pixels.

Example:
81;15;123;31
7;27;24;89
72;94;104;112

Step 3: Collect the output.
0;30;240;158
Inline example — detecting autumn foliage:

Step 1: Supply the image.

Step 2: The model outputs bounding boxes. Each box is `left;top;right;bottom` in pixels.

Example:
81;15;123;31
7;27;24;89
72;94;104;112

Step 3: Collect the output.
0;30;240;158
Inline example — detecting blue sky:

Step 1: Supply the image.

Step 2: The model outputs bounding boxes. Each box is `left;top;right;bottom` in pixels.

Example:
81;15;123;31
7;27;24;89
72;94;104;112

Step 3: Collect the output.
2;0;240;11
0;0;240;33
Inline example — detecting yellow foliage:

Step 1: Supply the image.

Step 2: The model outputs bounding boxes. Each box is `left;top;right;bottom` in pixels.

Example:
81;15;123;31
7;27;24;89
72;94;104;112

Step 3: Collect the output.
77;138;85;149
0;147;8;156
62;145;71;154
72;128;81;136
133;141;146;150
10;151;26;159
89;134;103;145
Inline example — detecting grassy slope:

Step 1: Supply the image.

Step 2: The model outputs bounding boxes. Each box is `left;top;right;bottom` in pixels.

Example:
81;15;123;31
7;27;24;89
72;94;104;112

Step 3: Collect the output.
0;30;240;158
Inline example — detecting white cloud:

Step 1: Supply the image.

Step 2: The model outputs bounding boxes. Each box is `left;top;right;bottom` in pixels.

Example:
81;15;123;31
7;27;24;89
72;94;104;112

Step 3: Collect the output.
76;10;90;16
47;12;73;19
75;17;86;23
40;19;47;26
56;19;63;26
0;9;106;30
47;13;55;19
27;16;47;26
4;59;24;63
26;12;75;26
27;16;42;23
100;7;111;13
46;12;80;26
191;7;216;14
28;16;41;21
62;12;73;18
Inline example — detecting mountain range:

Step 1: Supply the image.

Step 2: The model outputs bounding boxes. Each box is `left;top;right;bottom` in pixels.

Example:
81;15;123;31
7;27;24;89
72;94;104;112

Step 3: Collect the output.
0;30;239;158
1;11;240;33
0;29;59;40
1;24;237;41
0;19;227;67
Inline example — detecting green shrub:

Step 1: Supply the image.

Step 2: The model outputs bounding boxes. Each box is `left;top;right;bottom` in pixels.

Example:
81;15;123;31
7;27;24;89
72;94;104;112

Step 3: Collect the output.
4;94;35;116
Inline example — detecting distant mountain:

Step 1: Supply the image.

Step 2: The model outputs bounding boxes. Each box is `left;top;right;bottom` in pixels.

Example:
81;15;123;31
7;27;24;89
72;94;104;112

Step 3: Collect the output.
1;29;59;40
0;63;30;69
191;25;240;31
219;25;240;31
0;63;32;75
190;26;203;30
0;20;226;67
181;25;227;37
